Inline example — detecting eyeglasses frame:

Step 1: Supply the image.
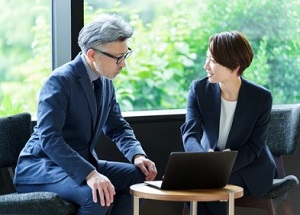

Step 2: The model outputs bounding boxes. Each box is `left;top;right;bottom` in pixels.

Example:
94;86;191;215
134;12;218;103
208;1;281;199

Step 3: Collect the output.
92;47;132;64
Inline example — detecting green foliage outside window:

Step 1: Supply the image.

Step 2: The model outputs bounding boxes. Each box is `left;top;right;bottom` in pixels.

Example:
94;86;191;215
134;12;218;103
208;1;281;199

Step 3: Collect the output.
87;0;300;110
0;0;50;116
0;0;299;116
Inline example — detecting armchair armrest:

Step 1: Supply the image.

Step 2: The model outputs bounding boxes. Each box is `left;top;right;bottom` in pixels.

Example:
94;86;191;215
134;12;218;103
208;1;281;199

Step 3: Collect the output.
0;192;77;215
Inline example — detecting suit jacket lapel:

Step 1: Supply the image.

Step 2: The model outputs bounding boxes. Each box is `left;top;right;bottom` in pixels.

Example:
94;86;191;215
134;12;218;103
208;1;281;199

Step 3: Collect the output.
226;79;247;149
213;85;222;148
73;55;98;129
207;83;222;149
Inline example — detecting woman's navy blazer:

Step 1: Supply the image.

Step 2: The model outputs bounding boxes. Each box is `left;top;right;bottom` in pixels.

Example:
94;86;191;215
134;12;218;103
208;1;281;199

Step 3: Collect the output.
181;77;277;199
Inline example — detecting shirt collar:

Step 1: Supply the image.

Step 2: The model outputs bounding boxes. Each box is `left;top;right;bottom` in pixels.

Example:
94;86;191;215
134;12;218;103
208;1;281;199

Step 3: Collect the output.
80;53;99;82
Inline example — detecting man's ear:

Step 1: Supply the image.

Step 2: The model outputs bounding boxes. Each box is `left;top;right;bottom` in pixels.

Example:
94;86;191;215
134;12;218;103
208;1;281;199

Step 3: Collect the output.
86;49;97;61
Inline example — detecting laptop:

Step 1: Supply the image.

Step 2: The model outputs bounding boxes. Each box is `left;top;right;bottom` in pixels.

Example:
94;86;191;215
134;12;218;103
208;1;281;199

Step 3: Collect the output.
145;151;237;190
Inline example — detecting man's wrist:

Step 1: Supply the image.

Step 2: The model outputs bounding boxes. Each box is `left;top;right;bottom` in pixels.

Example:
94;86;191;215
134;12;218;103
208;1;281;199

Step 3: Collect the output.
133;154;146;161
86;169;96;181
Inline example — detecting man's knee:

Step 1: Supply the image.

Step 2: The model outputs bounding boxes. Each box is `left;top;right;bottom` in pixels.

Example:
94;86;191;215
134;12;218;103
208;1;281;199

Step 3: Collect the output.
130;166;146;183
78;192;109;215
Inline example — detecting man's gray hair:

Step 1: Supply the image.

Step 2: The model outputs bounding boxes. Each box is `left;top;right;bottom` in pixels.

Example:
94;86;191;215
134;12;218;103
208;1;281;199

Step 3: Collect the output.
78;13;133;53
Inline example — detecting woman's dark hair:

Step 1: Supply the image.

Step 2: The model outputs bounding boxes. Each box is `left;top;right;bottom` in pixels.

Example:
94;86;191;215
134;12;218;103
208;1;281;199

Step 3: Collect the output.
209;31;254;75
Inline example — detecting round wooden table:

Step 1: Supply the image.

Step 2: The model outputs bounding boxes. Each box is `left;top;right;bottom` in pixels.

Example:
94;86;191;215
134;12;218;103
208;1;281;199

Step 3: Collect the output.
130;183;243;215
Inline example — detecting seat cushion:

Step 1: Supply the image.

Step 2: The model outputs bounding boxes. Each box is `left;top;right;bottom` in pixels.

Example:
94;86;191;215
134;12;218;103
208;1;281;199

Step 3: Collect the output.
265;175;299;199
0;192;77;215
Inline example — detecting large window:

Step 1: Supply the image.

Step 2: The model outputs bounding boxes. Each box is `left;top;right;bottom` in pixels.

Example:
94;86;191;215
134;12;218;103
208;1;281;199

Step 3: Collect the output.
0;0;299;116
85;0;300;111
0;0;51;116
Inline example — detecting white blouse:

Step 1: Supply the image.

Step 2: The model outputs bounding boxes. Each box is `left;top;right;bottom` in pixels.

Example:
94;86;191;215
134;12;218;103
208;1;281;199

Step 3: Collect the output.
217;97;237;151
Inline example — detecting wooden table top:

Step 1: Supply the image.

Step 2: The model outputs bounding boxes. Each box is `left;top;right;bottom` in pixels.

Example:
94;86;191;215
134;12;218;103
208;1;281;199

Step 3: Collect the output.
130;183;244;202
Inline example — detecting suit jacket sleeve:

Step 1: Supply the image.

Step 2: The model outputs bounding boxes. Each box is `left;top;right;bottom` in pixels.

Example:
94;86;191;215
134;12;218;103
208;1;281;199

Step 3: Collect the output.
181;81;206;152
102;84;146;162
229;87;273;172
36;73;96;184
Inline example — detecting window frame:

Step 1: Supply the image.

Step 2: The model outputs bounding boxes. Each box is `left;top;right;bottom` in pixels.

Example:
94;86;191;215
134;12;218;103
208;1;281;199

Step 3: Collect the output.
51;0;83;70
51;0;185;117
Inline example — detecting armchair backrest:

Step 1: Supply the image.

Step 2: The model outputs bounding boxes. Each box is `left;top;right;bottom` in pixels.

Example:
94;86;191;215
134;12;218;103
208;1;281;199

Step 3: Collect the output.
266;105;300;156
0;112;31;168
0;113;78;214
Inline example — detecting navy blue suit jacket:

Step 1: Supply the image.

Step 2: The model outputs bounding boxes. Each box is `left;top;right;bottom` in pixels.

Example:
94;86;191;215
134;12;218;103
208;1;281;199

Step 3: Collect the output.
14;54;145;185
181;77;277;198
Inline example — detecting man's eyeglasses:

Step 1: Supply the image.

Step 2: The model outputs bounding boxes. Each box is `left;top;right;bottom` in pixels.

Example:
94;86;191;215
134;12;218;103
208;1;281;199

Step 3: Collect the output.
93;47;132;64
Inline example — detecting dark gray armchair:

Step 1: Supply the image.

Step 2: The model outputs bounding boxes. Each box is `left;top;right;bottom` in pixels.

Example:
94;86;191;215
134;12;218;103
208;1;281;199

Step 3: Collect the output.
236;104;300;215
0;112;77;214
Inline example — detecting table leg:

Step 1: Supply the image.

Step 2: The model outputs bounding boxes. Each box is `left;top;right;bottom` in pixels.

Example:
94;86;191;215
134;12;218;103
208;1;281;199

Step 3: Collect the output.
133;195;139;215
190;201;197;215
228;192;234;215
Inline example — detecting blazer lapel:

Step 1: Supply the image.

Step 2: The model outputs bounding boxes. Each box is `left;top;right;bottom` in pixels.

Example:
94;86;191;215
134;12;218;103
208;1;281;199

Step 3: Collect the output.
226;79;248;149
206;83;222;149
212;85;222;148
78;77;98;125
73;55;98;128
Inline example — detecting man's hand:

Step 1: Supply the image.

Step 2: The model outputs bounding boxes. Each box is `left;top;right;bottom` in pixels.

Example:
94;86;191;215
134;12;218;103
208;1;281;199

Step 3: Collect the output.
133;155;157;181
86;170;116;207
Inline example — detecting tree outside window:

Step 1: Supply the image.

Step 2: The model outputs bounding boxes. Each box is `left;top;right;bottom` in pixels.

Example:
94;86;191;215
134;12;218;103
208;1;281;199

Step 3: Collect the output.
0;0;299;116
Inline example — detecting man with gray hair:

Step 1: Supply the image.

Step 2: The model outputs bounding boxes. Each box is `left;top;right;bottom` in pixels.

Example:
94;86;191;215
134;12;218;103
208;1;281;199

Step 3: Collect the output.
14;13;157;215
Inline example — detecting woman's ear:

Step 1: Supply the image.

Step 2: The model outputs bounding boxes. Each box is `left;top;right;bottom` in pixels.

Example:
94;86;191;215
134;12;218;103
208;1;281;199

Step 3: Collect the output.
232;65;240;75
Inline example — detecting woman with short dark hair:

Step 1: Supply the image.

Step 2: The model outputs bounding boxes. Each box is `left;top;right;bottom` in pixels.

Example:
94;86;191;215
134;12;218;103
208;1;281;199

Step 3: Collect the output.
181;31;277;215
